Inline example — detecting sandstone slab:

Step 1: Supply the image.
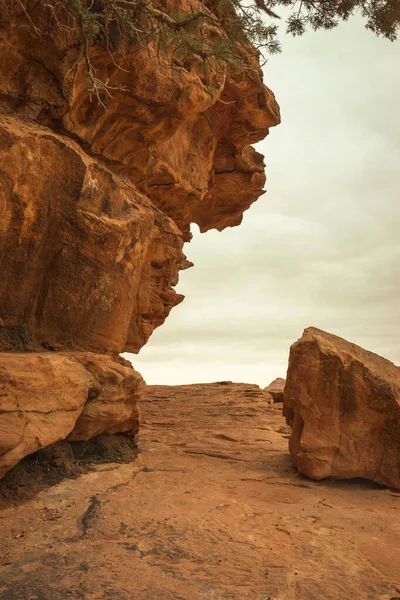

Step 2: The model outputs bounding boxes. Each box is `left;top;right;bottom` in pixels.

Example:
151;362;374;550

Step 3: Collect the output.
0;383;399;599
283;327;400;489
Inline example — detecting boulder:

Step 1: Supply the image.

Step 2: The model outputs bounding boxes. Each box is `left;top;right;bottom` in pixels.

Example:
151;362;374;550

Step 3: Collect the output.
283;327;400;489
0;353;143;479
265;377;286;402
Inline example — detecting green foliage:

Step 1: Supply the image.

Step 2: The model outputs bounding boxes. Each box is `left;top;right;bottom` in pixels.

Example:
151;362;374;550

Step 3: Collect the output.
13;0;400;105
68;0;103;41
62;0;282;66
229;7;281;55
63;0;400;72
265;0;400;41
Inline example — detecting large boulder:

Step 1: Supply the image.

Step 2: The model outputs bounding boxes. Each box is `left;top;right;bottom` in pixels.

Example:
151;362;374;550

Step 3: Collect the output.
265;377;286;402
0;352;144;479
283;327;400;489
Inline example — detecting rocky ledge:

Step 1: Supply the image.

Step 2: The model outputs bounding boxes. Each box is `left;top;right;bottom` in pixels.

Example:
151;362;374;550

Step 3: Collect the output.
0;1;279;355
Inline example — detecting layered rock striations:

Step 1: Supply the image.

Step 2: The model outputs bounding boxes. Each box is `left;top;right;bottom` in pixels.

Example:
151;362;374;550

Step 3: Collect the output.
0;1;279;476
283;327;400;489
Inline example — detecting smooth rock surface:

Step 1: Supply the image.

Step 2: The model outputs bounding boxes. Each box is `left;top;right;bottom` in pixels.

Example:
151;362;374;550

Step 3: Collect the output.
0;352;143;478
0;383;399;599
283;327;400;489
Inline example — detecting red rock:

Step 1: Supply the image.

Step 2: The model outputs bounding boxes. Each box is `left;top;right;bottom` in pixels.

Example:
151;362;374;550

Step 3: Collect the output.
0;352;143;479
68;354;144;441
0;115;187;354
0;2;279;241
0;1;279;473
2;383;399;598
0;3;279;351
283;327;400;489
265;377;286;402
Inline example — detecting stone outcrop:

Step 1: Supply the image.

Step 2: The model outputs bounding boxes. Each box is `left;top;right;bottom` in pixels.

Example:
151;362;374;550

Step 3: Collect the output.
0;352;143;478
0;0;279;354
265;377;285;402
283;327;400;489
0;0;279;476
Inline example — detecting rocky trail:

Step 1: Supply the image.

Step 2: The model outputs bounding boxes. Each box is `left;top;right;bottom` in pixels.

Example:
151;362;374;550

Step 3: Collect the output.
1;383;399;600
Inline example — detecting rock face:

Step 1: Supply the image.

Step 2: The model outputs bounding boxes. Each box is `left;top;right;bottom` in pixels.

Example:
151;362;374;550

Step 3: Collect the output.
0;0;279;355
265;377;285;402
0;1;279;475
0;353;143;479
283;327;400;489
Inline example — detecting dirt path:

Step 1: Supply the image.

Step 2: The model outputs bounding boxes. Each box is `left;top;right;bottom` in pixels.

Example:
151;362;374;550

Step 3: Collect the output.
0;383;399;600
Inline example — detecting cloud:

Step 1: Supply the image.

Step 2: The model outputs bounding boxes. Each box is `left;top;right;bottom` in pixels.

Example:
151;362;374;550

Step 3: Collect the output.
127;15;400;385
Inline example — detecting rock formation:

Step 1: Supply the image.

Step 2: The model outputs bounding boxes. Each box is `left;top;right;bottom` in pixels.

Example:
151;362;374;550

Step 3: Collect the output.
0;115;188;354
2;382;399;599
0;352;143;479
283;327;400;489
265;377;285;402
0;1;279;476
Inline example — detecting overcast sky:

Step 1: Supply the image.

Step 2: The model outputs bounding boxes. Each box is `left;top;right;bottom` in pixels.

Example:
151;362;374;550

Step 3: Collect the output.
128;14;400;386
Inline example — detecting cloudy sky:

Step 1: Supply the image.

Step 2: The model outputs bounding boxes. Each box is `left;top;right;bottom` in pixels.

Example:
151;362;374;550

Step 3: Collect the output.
128;14;400;386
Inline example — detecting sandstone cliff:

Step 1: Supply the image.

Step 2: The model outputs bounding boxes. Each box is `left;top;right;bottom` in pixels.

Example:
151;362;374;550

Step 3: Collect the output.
0;0;279;354
0;0;279;476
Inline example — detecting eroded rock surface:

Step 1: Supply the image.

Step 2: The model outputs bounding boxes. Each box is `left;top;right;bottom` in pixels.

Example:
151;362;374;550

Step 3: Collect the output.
0;1;279;468
283;327;400;489
0;115;188;354
1;383;399;599
0;353;143;478
0;0;280;353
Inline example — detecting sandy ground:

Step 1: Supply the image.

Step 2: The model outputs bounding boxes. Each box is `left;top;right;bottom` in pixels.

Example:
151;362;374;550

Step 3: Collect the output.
0;382;399;600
